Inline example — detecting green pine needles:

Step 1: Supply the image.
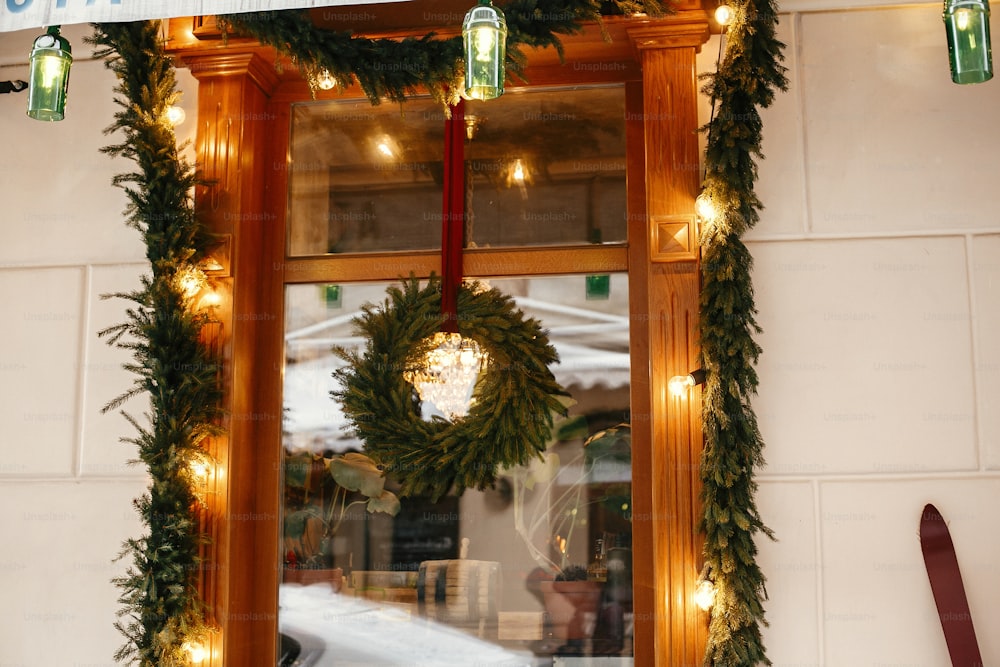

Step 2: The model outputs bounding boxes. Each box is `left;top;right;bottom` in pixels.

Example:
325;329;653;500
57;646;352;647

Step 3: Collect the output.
219;0;664;106
333;276;568;500
698;0;787;665
91;21;221;666
86;3;789;664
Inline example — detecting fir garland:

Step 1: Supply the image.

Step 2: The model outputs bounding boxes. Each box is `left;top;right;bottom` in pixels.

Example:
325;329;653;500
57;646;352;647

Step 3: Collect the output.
333;276;567;500
90;21;221;667
89;2;789;664
218;0;663;105
697;0;787;664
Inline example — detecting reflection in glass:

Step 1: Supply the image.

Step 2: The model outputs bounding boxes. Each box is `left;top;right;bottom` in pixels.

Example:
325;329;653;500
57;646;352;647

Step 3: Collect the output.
287;98;446;256
286;86;627;256
280;275;633;664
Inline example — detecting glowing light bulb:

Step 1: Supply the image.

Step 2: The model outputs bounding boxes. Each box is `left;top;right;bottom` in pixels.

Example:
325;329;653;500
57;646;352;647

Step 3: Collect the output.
183;641;207;663
178;269;205;301
956;8;971;30
694;579;716;611
165;105;186;126
695;192;718;221
669;374;696;397
377;141;393;158
316;69;336;90
715;3;733;26
474;28;496;62
190;459;210;483
512;159;525;183
200;290;222;308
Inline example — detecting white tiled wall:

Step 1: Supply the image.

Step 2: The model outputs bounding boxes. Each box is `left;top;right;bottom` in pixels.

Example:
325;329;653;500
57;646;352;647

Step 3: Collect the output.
696;5;1000;666
0;24;196;666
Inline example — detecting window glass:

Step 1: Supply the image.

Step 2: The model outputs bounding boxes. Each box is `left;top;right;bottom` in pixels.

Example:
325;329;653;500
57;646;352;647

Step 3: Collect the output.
280;274;634;664
287;97;446;256
464;86;627;248
286;86;627;256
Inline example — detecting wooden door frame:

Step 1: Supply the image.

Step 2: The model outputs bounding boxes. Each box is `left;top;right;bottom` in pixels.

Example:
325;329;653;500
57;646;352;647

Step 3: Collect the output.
165;8;709;664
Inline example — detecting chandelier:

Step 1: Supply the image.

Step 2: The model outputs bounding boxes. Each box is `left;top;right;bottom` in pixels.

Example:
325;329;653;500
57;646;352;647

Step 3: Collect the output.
405;332;488;421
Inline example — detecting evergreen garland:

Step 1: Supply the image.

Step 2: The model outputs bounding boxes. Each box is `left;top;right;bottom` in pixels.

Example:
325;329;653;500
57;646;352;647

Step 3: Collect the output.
90;21;221;666
697;0;787;665
87;2;790;663
333;276;568;500
218;0;663;105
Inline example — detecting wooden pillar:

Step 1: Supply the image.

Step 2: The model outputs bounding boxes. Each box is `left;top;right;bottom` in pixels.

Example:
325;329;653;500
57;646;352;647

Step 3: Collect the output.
182;49;286;667
627;11;710;666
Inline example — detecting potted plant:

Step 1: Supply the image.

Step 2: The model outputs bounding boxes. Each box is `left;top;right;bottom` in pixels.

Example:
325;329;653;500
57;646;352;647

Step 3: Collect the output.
282;450;401;590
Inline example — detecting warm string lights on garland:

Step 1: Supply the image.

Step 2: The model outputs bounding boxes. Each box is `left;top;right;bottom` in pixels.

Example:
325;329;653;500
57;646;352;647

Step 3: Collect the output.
88;1;794;664
218;0;663;105
91;20;221;667
668;368;707;397
697;0;787;663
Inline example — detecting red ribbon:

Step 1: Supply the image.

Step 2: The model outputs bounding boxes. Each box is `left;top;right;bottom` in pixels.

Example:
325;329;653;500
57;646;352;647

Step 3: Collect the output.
440;99;466;334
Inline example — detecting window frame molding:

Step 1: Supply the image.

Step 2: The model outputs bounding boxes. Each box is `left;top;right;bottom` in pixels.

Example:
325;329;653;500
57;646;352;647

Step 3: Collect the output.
166;9;710;664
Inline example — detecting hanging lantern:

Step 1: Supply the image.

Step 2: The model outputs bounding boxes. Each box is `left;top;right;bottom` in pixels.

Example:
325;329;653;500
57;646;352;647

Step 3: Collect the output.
462;0;507;100
27;26;72;121
943;0;993;84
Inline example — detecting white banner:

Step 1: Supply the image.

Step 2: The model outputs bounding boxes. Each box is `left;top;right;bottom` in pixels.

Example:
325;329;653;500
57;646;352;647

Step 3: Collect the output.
0;0;401;34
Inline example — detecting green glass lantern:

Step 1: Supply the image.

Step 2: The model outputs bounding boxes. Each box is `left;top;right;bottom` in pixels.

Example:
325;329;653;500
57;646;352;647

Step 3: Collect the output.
27;26;72;121
462;0;507;100
943;0;993;84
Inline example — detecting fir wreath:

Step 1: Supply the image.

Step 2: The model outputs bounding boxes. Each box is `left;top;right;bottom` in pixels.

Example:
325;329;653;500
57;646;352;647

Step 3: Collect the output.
332;276;568;501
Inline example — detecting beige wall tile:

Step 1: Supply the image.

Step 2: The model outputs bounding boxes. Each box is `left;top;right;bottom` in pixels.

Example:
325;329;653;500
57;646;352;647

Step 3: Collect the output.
800;7;1000;233
757;481;821;667
751;237;976;474
0;267;84;476
0;480;145;665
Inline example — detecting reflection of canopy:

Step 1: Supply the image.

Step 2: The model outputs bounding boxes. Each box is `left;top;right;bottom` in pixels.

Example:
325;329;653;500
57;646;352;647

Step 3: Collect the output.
282;295;630;451
1;1;399;34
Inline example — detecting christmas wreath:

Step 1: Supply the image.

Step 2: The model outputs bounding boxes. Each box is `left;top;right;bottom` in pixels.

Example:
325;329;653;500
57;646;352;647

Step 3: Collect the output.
332;275;568;500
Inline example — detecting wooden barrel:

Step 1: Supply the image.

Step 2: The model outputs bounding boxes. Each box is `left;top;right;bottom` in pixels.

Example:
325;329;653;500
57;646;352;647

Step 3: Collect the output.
416;559;501;624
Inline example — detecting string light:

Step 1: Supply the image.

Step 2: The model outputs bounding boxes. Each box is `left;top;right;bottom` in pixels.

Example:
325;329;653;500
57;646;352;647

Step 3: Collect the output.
183;641;207;664
715;3;733;26
668;368;707;397
177;266;207;301
189;458;211;485
695;192;718;222
165;105;186;126
694;578;717;611
316;68;336;90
